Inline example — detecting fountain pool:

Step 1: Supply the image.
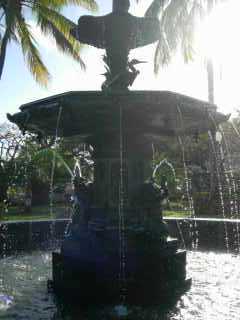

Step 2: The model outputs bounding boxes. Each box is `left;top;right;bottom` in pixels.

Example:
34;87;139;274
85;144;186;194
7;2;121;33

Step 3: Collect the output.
0;249;239;320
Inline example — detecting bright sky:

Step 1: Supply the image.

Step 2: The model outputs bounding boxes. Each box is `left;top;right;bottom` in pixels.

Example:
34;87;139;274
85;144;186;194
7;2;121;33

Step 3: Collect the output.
1;0;240;123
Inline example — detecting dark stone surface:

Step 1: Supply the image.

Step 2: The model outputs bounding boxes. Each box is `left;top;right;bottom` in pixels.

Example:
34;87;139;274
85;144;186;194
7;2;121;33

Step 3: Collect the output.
51;249;190;305
71;7;160;51
7;91;228;138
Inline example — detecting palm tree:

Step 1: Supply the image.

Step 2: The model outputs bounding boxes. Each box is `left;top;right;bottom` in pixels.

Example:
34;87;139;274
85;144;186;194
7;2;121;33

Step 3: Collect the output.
0;0;97;86
206;0;214;104
153;0;197;74
153;0;224;104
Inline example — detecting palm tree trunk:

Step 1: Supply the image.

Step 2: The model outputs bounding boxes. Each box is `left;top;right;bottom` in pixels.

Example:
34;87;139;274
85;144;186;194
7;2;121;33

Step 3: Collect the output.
207;1;216;205
207;59;216;201
207;0;214;104
0;30;9;80
207;58;214;104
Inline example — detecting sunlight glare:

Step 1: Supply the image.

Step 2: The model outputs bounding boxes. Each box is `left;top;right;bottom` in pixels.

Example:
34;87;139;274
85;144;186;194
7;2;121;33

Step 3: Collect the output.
197;0;240;66
195;0;240;113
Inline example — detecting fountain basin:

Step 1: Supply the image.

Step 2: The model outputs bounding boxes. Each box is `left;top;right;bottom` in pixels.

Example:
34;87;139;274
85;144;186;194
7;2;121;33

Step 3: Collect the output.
51;250;190;305
50;226;190;304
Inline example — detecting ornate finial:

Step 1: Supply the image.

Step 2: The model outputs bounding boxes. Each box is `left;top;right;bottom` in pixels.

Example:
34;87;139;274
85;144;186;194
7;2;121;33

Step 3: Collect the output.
71;0;160;91
112;0;130;13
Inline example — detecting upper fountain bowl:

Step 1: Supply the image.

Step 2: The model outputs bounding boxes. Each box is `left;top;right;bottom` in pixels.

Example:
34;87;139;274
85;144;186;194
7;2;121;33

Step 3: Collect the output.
7;90;229;139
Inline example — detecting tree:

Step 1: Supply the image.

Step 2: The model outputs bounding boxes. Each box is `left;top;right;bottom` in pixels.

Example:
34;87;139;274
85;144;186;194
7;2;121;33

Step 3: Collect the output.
0;123;25;203
0;0;97;85
153;0;224;104
15;135;93;206
0;123;56;208
206;0;214;104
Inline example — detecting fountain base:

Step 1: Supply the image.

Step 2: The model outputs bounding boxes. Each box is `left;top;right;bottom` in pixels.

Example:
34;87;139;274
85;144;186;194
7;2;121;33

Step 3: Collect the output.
50;225;191;305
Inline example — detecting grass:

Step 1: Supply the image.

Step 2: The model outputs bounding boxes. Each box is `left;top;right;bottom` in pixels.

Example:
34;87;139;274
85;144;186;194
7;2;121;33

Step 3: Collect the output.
163;210;190;218
1;214;52;221
0;204;70;222
0;204;190;222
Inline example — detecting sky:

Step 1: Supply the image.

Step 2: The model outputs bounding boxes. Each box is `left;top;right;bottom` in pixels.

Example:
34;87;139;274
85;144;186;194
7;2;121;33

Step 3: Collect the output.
1;0;240;123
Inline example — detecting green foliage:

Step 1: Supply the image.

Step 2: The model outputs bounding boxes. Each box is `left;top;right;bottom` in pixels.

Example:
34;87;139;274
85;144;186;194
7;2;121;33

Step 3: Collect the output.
193;191;210;216
0;0;98;85
151;140;184;196
153;0;227;73
153;156;176;192
32;147;73;179
220;116;240;157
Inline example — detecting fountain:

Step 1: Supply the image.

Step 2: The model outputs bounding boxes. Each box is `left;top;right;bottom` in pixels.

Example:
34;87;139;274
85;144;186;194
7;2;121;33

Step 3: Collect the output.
7;0;228;306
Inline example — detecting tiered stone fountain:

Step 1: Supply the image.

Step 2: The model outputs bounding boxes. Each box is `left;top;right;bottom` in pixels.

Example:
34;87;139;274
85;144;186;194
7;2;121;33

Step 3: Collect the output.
8;0;227;305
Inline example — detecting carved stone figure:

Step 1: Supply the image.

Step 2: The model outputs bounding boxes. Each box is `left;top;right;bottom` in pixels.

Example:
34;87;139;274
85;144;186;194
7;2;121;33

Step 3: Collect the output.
71;0;161;90
132;176;169;240
71;174;90;227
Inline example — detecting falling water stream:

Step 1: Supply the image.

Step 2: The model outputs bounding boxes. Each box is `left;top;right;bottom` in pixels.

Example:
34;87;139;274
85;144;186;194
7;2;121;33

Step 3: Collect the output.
208;112;240;252
208;130;230;252
218;124;240;252
229;119;240;139
48;106;63;253
227;122;240;230
49;106;63;217
176;219;186;250
177;135;198;250
116;103;128;316
176;104;198;250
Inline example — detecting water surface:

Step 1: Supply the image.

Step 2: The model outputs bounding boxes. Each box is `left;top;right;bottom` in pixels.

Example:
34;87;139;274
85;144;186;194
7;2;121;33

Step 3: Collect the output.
0;251;239;319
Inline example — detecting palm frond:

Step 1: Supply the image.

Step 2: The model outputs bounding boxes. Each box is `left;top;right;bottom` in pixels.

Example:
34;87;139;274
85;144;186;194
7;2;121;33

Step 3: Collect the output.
180;2;198;63
36;0;98;12
144;0;168;18
0;4;17;78
32;148;73;177
15;13;50;86
1;0;96;84
154;0;205;73
33;4;85;68
37;13;85;68
154;35;171;74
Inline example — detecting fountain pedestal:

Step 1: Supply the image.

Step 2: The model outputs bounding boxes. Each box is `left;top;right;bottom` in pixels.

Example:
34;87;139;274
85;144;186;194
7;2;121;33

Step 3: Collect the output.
46;110;191;303
50;118;192;304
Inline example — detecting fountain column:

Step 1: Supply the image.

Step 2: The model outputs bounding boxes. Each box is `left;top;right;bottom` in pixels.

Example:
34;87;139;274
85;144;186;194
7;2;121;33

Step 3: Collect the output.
90;131;156;218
